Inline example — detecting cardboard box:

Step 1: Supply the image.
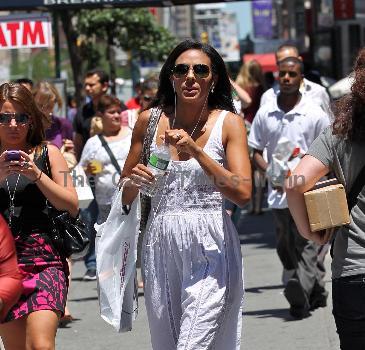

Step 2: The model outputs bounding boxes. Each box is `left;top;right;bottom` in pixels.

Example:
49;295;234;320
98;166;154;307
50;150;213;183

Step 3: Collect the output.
304;184;350;232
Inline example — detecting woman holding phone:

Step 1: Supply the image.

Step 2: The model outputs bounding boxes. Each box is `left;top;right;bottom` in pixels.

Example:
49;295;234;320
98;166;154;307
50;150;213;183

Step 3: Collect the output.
0;83;78;349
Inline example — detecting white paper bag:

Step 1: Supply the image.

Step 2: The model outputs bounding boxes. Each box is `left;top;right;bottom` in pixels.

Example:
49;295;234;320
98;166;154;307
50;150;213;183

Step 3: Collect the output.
95;187;140;332
72;164;94;209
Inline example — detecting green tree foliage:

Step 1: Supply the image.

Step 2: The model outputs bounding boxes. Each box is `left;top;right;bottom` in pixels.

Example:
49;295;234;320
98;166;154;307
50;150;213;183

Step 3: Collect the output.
77;8;176;62
60;8;177;100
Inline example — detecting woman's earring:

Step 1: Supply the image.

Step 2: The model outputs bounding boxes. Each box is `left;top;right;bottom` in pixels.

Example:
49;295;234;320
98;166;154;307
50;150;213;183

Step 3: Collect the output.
210;84;215;94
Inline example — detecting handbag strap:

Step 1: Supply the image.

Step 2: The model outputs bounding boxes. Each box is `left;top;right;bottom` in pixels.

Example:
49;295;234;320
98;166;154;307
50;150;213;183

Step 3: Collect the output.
39;144;55;214
41;144;52;178
347;165;365;210
140;107;163;165
139;107;162;233
98;134;122;175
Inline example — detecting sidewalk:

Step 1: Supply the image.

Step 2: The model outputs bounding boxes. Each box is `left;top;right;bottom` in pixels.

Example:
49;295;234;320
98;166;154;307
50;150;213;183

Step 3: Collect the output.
53;209;340;349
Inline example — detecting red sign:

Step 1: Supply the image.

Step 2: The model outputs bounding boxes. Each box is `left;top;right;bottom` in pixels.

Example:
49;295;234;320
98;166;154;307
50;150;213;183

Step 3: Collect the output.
0;14;52;50
333;0;355;20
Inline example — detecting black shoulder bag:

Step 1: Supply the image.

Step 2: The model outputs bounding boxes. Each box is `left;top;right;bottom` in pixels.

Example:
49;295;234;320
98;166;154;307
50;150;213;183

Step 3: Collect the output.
43;145;90;259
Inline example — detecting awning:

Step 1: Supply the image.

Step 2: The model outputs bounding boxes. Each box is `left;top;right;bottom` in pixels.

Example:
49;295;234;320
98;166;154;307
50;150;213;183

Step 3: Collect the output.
1;0;248;10
243;53;277;73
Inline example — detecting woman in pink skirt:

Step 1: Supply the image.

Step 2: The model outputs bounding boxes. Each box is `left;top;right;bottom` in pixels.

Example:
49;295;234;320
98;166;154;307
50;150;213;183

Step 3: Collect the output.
0;83;78;349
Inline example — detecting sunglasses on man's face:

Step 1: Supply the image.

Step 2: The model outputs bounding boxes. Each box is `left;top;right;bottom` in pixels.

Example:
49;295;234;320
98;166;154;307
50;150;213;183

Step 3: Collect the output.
172;64;210;79
0;113;30;125
143;95;153;102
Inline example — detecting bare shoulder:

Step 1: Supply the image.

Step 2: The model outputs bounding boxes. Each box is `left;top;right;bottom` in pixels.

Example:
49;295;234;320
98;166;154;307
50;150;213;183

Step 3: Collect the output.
47;143;63;158
47;143;68;169
223;111;246;130
136;109;151;126
132;109;152;137
221;111;247;145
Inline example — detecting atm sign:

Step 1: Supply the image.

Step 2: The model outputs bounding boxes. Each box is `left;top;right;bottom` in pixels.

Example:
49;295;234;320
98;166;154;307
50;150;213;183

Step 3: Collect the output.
0;15;52;50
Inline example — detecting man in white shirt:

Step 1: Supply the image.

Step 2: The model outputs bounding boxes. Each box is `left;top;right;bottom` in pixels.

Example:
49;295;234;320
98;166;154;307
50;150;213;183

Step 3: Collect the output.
249;57;330;319
260;44;332;117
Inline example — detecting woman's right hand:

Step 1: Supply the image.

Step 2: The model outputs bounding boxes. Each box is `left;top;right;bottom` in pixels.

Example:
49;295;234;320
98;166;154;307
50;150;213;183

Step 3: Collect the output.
125;163;155;190
0;152;14;183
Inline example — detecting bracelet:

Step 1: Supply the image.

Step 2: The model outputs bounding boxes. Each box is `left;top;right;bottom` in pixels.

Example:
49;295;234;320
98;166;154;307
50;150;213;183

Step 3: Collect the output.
33;170;43;183
119;177;131;188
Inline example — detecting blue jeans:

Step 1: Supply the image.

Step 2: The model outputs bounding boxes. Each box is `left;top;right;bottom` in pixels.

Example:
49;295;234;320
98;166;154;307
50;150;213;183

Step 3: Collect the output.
81;199;98;270
332;274;365;349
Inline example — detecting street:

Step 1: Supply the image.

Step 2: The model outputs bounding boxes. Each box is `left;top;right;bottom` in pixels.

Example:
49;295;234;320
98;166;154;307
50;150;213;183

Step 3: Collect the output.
56;209;340;350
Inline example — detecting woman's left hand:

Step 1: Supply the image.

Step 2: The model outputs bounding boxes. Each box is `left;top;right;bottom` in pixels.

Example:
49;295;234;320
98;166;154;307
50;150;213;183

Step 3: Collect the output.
163;129;202;157
306;227;335;245
8;150;42;182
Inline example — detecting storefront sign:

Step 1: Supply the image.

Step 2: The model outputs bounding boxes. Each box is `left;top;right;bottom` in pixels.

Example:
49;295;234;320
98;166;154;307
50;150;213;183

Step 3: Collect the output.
0;14;52;49
333;0;355;20
2;0;240;10
252;0;273;39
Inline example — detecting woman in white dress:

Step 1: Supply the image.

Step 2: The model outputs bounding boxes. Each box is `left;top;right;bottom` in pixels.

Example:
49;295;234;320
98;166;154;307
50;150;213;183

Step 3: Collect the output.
80;95;132;224
121;40;252;350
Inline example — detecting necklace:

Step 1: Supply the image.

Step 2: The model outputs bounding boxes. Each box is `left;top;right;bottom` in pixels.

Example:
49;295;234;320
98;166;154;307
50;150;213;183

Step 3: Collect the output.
171;91;210;142
5;174;21;227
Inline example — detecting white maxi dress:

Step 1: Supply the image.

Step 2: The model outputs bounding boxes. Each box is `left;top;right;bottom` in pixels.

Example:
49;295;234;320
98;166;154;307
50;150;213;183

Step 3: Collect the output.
142;110;244;350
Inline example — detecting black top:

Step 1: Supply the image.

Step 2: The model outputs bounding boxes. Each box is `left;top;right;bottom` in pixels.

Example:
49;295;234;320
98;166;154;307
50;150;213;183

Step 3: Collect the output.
73;101;95;145
0;148;49;236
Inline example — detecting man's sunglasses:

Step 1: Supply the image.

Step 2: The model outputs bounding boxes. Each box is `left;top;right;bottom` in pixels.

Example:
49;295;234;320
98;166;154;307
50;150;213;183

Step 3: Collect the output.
0;113;30;124
143;95;153;102
172;64;210;79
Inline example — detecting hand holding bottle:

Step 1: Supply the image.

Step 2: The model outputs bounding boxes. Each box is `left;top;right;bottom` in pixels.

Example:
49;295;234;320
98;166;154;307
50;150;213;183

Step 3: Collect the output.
138;143;171;197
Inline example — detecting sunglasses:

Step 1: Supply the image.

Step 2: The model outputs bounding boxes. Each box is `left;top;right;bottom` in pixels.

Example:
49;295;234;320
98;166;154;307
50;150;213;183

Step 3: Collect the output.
0;113;30;125
143;95;153;102
172;64;210;79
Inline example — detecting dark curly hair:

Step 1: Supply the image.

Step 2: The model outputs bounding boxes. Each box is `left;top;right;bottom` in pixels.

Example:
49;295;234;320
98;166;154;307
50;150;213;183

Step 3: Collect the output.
333;48;365;141
151;39;235;113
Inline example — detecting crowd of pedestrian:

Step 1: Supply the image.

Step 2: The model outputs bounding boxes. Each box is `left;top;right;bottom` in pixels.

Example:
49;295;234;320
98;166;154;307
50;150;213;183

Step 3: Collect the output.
0;38;363;350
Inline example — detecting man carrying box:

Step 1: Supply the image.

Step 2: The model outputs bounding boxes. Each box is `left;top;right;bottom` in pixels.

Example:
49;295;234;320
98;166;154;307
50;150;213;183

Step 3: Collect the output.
248;57;330;318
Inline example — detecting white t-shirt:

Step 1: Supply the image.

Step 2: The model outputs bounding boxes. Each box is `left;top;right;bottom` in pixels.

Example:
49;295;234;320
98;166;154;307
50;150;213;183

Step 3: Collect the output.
248;95;330;209
80;131;132;205
260;78;332;118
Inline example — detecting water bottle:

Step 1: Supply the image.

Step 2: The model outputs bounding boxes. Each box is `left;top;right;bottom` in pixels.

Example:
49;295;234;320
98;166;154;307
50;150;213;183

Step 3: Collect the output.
139;144;171;197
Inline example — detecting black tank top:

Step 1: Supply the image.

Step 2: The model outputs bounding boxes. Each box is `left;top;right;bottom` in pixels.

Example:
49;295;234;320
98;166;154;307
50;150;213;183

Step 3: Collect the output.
0;146;50;236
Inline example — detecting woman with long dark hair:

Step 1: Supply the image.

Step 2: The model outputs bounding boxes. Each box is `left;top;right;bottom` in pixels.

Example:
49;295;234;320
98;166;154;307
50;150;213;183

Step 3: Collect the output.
121;40;251;349
286;48;365;349
0;83;78;349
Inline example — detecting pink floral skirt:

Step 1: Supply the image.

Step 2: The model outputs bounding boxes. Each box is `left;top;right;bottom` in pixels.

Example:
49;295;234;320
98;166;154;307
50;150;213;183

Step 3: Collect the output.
4;232;68;323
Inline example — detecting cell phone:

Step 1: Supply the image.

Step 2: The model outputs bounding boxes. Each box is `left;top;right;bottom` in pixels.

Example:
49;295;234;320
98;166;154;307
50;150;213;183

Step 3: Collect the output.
5;150;21;161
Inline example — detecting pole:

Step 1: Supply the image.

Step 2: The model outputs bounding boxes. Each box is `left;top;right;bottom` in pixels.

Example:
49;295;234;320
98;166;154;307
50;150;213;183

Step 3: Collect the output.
53;11;61;79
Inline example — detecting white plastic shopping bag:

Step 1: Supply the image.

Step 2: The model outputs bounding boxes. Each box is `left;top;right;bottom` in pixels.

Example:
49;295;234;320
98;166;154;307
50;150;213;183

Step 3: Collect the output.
72;164;94;209
95;186;140;332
